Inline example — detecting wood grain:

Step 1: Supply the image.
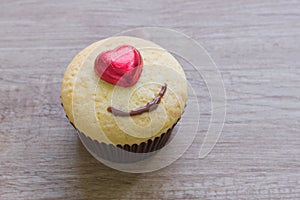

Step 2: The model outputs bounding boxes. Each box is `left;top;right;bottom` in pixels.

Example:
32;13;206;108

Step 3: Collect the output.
1;0;300;199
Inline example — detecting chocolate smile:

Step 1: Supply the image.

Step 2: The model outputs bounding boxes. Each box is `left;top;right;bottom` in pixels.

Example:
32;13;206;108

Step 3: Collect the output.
107;83;167;117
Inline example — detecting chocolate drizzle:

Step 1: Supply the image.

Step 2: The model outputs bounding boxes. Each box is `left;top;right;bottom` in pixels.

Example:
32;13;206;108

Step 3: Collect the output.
107;83;167;117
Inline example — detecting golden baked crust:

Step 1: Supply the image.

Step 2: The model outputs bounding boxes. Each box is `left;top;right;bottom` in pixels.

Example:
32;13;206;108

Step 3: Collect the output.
61;40;106;123
61;36;187;145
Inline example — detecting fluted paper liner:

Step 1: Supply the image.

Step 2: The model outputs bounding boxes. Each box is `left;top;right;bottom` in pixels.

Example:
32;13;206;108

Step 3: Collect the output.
62;100;180;163
77;124;175;163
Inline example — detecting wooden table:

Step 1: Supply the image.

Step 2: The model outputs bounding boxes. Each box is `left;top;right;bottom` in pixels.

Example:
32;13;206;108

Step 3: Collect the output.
1;0;299;199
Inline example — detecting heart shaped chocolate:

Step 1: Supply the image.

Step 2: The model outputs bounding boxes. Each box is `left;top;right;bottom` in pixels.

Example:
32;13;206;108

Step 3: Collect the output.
94;45;143;87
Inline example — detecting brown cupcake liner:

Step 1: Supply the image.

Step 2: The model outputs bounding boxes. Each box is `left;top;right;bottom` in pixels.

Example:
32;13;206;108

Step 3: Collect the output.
62;101;179;163
77;125;176;163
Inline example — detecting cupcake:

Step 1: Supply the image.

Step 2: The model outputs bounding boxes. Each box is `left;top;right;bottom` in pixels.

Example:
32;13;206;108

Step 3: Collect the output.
61;36;187;162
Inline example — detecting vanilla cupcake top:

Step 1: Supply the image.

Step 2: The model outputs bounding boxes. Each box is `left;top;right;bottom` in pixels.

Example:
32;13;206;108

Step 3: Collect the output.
61;36;188;145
